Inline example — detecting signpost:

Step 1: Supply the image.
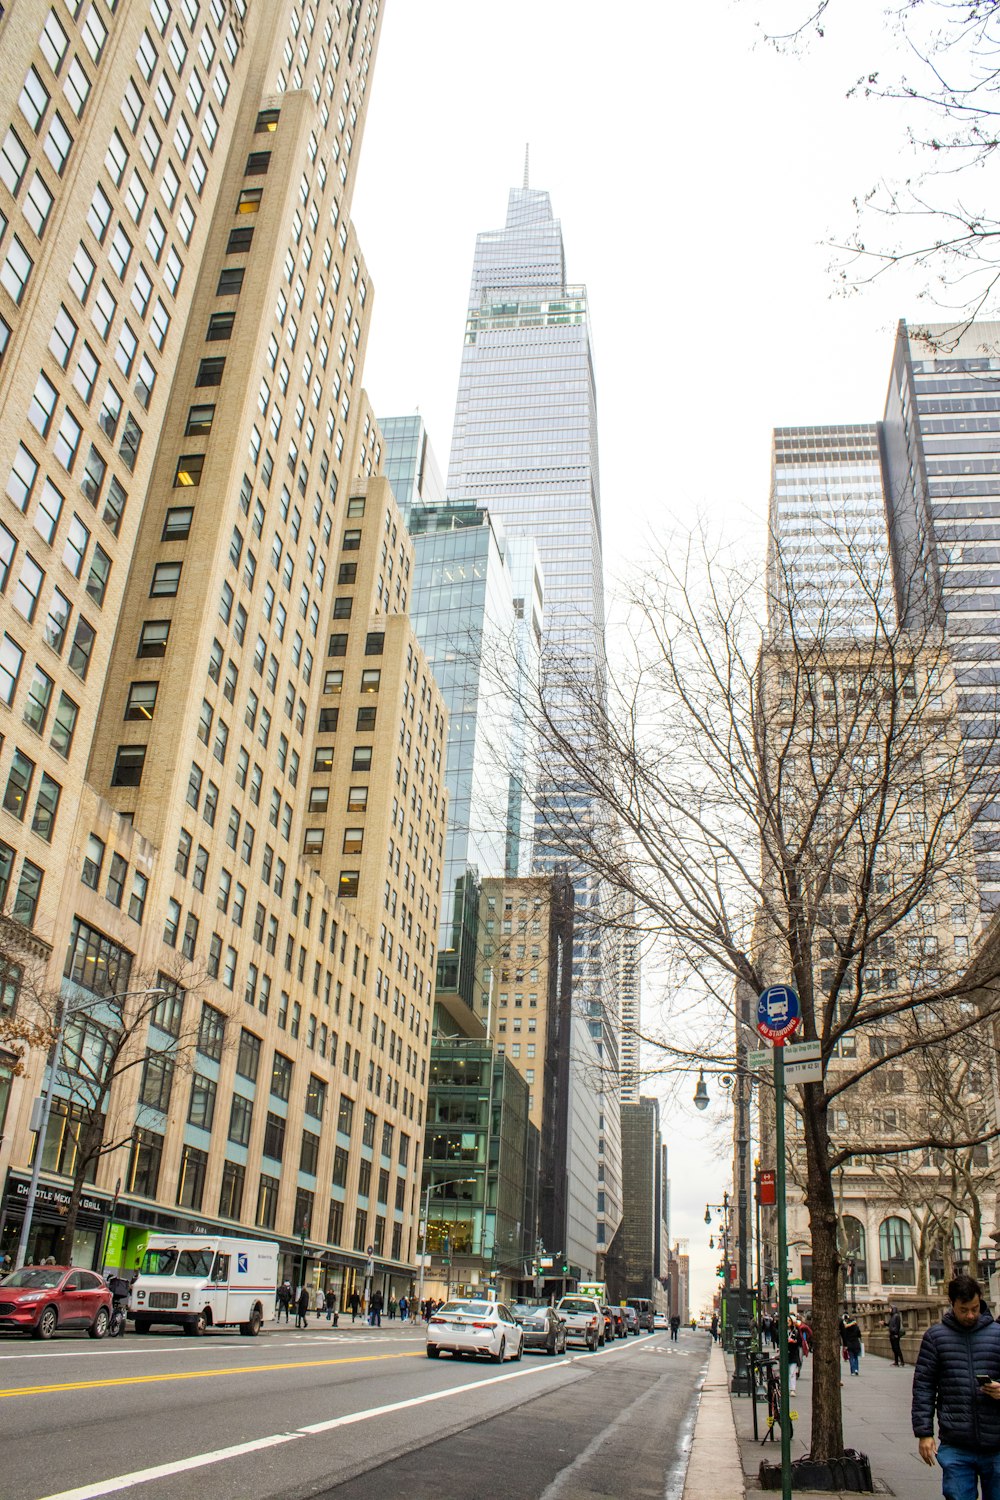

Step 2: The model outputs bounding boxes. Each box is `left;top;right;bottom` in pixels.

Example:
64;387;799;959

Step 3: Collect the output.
757;985;803;1500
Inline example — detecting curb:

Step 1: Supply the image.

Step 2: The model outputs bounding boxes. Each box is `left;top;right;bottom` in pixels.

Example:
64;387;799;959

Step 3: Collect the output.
683;1342;746;1499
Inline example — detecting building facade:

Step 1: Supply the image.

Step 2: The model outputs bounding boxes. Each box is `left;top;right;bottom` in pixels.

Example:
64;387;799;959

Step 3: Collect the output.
0;0;455;1307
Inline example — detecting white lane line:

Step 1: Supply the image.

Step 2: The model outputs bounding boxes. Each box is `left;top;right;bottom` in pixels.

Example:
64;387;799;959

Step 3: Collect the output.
36;1337;652;1500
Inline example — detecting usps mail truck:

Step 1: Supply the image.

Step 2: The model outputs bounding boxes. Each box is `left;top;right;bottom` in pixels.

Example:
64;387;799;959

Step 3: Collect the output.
130;1233;278;1336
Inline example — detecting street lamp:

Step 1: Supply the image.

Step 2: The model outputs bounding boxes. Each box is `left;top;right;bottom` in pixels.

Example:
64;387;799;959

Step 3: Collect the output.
415;1176;476;1315
15;984;165;1269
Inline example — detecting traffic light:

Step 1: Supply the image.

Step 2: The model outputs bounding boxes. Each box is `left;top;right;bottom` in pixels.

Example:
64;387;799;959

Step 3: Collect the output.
560;1259;569;1275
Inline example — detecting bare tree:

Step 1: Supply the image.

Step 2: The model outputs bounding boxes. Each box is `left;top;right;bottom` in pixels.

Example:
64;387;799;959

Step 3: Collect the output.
43;967;205;1260
0;914;56;1077
758;1;1000;336
504;511;1000;1461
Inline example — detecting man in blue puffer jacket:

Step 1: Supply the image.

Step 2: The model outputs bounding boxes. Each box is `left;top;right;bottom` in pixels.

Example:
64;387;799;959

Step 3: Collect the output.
912;1274;1000;1499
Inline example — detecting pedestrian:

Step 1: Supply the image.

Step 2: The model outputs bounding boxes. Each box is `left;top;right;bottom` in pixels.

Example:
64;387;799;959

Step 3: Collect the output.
276;1280;291;1323
710;1312;719;1343
370;1289;383;1326
839;1308;863;1377
670;1314;680;1342
887;1305;905;1368
798;1317;814;1356
761;1311;773;1348
388;1296;397;1321
314;1286;325;1318
296;1284;310;1329
349;1289;361;1323
787;1316;803;1394
912;1273;1000;1498
326;1287;338;1325
399;1295;408;1323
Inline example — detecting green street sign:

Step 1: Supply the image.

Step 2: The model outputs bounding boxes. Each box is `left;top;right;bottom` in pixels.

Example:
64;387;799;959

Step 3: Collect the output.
787;1278;807;1286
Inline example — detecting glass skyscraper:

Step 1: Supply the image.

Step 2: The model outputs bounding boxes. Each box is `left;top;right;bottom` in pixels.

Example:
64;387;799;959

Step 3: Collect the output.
448;179;619;1269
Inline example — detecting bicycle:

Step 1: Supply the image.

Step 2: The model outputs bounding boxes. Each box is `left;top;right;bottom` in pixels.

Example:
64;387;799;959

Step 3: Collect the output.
755;1354;794;1445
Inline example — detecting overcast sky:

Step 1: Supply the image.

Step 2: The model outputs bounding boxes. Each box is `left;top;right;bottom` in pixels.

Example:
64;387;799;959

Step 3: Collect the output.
352;0;936;1308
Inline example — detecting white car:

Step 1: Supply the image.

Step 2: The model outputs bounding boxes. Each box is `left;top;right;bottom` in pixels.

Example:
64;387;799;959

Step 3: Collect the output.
425;1299;524;1362
653;1313;670;1330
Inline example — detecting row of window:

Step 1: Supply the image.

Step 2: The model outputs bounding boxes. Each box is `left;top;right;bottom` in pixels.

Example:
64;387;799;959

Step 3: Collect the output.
80;832;148;921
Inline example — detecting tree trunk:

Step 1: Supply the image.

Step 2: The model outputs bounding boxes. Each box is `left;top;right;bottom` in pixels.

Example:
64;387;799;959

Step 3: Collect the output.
803;1094;845;1462
57;1117;103;1262
968;1194;982;1282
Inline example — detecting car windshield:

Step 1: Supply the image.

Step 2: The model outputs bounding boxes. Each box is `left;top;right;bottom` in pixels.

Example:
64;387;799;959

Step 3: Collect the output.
140;1247;215;1278
559;1298;597;1313
440;1300;493;1317
1;1268;64;1289
512;1304;544;1317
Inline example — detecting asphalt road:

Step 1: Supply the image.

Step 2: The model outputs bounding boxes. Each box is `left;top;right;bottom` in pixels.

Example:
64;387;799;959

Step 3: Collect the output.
0;1322;709;1500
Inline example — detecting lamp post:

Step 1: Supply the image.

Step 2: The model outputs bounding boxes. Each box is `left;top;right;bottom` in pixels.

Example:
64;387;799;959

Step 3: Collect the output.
697;1057;756;1393
15;984;164;1270
415;1176;476;1316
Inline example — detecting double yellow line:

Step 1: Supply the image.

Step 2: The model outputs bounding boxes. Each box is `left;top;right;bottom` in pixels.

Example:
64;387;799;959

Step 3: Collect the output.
0;1348;422;1400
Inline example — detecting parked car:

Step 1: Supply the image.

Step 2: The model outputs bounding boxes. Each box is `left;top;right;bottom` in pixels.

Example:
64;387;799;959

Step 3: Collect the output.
609;1306;627;1339
623;1306;640;1335
511;1302;567;1356
425;1299;524;1362
556;1294;604;1350
0;1265;113;1340
653;1312;670;1331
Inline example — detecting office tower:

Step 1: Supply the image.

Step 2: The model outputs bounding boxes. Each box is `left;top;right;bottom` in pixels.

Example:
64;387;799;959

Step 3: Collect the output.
448;175;619;1267
405;501;540;1010
618;895;641;1103
0;1;447;1304
379;413;445;521
882;320;1000;908
760;397;994;1305
475;872;576;1276
769;426;896;636
605;1095;660;1303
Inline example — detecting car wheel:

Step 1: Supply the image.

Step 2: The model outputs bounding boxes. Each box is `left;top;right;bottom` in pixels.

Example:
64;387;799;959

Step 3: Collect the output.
426;1346;439;1358
588;1333;598;1351
513;1335;523;1362
492;1336;506;1364
184;1312;207;1337
240;1307;262;1336
88;1307;110;1340
134;1318;150;1334
547;1336;556;1355
33;1306;58;1341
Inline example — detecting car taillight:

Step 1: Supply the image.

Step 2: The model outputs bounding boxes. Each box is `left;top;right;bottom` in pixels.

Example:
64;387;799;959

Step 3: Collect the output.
429;1317;444;1325
471;1321;494;1329
589;1317;597;1327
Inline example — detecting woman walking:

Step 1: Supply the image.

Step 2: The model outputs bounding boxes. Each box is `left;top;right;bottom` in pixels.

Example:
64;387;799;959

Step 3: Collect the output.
839;1308;863;1376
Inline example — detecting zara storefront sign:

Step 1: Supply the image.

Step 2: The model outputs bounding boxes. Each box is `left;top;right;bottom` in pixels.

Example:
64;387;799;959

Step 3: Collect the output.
8;1175;109;1218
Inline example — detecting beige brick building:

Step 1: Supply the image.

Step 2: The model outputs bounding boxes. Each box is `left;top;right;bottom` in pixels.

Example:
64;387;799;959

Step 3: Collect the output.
0;0;451;1307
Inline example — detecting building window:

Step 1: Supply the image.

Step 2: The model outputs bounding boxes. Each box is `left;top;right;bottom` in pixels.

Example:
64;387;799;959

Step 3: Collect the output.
111;745;145;786
173;455;204;487
125;681;158;721
256;1172;279;1230
138;620;170;658
150;562;182;596
177;1144;207;1211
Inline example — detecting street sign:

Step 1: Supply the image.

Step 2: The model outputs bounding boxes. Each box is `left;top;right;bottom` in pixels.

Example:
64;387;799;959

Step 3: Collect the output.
779;1039;822;1085
757;1169;776;1206
757;985;801;1044
748;1048;770;1070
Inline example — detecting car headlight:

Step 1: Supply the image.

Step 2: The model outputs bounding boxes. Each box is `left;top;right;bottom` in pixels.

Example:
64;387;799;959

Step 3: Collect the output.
18;1294;41;1304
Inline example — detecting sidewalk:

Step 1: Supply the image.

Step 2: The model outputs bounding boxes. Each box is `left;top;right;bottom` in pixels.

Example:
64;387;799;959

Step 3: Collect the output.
727;1347;938;1496
683;1342;746;1500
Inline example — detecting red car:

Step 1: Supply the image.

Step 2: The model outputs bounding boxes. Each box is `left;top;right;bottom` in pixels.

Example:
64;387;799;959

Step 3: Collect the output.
0;1265;112;1339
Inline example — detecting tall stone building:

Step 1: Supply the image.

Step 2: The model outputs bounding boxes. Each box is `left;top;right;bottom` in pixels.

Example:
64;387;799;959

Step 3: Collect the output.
0;0;449;1304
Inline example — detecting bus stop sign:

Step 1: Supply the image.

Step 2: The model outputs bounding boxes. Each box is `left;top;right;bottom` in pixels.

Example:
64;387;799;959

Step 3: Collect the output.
757;985;801;1044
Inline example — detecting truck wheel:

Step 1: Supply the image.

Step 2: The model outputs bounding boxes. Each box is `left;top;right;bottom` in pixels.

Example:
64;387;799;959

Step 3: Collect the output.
134;1318;150;1334
240;1307;262;1336
184;1312;207;1336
